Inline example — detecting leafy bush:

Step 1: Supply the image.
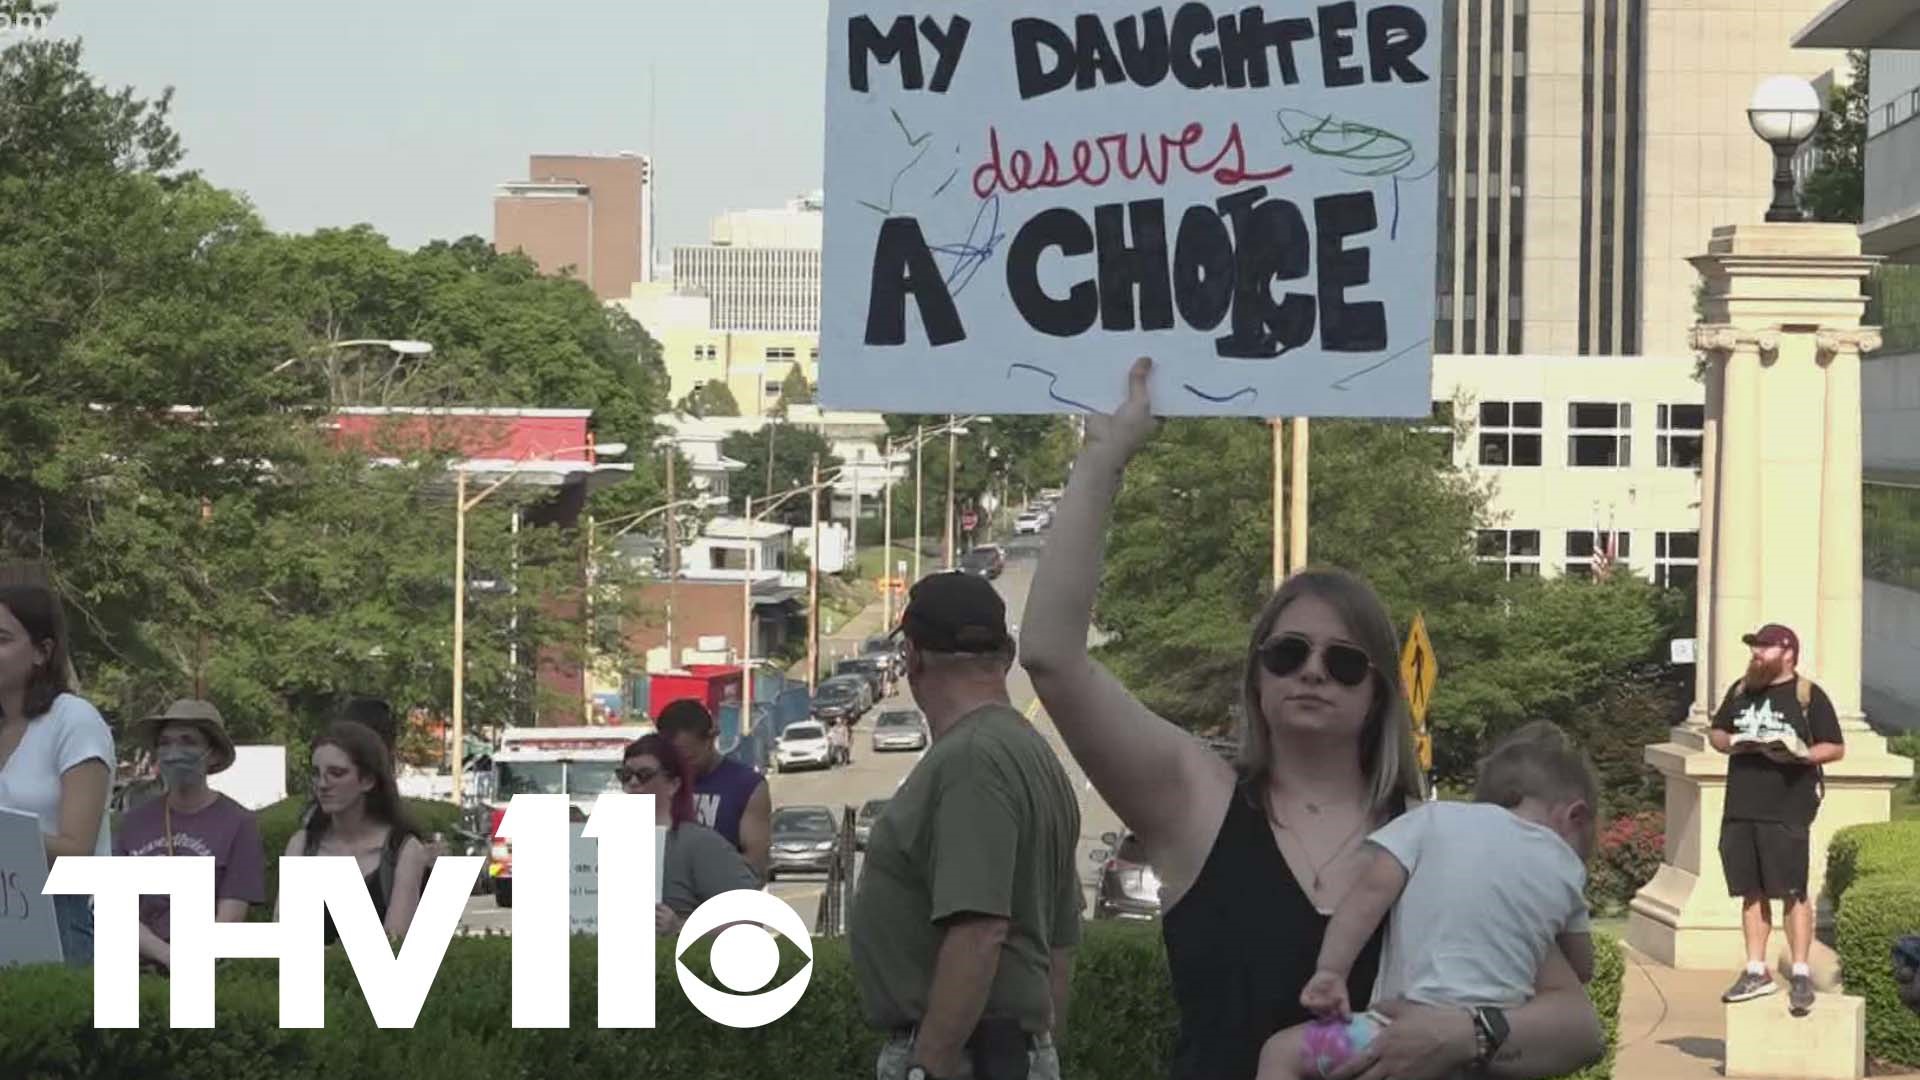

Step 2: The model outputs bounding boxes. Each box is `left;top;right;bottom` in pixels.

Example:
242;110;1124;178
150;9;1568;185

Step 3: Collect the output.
0;926;1626;1080
1828;821;1920;1067
1587;811;1665;916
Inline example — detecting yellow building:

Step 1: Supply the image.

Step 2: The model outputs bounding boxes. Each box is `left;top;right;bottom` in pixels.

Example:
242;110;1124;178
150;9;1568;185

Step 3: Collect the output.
1435;353;1705;592
620;281;819;419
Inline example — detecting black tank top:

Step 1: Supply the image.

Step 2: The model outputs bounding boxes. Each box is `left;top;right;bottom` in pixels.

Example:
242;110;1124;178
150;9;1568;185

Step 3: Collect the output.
1160;780;1390;1080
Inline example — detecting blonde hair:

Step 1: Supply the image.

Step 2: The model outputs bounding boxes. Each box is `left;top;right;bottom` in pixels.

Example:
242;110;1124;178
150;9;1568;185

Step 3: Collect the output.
1473;720;1599;810
1235;567;1426;822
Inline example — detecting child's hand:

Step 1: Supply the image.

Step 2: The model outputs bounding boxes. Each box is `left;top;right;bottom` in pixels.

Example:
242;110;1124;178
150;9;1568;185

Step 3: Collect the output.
1300;970;1352;1019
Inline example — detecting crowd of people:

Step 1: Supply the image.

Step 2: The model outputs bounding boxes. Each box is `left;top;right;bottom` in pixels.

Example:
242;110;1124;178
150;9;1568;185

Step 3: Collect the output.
0;356;1868;1080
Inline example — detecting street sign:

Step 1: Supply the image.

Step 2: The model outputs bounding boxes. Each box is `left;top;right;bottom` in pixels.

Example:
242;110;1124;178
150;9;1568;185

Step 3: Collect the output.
1399;613;1438;747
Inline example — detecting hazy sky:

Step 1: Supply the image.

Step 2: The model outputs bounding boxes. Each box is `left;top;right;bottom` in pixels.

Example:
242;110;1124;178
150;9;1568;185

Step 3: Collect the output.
48;0;829;253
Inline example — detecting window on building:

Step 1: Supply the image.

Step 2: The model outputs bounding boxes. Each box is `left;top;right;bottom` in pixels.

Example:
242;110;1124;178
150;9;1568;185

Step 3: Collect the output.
1567;402;1631;467
709;547;747;571
1657;404;1704;468
808;347;819;361
764;380;783;398
1477;401;1543;466
765;346;796;361
693;344;717;362
1425;401;1457;462
1654;531;1699;591
1476;528;1543;579
1564;529;1631;577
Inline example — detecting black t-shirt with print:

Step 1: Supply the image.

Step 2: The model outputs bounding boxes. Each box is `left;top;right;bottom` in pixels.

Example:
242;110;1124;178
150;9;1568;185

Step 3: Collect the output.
1712;677;1843;824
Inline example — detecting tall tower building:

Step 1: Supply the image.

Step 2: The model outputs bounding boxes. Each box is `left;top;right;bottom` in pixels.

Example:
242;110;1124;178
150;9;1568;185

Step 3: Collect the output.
493;152;654;300
1434;0;1844;359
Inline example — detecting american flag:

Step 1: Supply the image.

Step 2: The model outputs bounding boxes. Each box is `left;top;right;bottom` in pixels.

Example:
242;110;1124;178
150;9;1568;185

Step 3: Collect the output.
1591;510;1618;580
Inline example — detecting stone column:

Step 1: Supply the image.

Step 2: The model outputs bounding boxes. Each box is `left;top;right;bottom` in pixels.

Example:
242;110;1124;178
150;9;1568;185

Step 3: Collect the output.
1628;224;1912;972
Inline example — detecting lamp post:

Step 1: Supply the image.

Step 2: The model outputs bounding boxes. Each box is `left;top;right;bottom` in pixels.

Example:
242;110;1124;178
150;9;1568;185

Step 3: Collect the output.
271;338;436;405
450;440;624;806
735;467;849;736
1747;75;1824;223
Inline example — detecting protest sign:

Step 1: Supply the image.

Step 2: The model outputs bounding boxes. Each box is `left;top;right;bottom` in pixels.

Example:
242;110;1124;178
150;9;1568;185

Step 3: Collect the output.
822;0;1441;417
568;823;669;934
0;806;64;967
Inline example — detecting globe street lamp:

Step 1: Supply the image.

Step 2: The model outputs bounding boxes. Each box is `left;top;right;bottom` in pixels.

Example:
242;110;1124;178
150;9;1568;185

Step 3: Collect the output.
1747;75;1824;223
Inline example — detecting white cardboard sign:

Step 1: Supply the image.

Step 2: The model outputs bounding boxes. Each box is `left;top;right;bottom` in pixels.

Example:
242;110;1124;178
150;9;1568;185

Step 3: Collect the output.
822;0;1441;417
568;823;670;935
0;806;64;967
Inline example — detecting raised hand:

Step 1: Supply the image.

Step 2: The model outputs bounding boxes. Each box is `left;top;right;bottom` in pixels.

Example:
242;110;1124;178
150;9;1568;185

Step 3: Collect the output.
1082;355;1159;464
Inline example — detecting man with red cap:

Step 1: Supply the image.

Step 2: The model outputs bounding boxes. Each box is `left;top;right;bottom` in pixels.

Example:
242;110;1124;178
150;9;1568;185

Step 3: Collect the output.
1709;622;1846;1016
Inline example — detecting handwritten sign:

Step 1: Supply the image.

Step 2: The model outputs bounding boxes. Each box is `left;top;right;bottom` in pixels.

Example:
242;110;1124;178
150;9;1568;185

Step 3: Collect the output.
567;823;670;935
0;807;63;967
821;0;1441;417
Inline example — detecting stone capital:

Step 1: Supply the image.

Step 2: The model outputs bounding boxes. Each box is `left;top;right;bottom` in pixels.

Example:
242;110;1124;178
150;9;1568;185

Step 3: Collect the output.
1689;325;1782;360
1816;328;1883;362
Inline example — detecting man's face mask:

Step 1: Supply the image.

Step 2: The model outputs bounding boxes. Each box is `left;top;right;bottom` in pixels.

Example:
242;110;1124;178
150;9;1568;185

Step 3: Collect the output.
156;746;208;789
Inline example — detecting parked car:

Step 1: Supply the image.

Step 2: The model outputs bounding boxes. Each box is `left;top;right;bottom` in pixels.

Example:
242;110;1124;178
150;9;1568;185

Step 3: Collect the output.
834;656;892;701
1014;511;1044;535
769;804;841;879
863;634;905;678
1093;830;1162;921
871;708;929;752
775;721;832;773
811;675;869;724
958;546;1005;579
855;797;890;850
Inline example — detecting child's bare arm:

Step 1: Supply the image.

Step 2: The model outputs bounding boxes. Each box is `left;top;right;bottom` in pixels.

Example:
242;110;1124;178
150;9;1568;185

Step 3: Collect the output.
1557;931;1595;985
1316;843;1410;980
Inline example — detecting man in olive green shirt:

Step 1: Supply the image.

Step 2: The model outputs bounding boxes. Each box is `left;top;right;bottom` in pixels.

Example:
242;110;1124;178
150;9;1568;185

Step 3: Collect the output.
851;572;1084;1080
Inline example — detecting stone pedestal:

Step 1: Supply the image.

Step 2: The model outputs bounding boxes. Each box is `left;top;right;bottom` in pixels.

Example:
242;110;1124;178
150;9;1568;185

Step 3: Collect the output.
1726;993;1865;1079
1627;224;1915;970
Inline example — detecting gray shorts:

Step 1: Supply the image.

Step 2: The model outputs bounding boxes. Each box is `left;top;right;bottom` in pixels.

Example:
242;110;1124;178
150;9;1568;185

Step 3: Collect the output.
875;1030;1061;1080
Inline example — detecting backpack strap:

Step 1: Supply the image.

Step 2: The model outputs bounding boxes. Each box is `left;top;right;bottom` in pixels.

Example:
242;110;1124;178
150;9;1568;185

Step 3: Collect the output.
1796;675;1812;711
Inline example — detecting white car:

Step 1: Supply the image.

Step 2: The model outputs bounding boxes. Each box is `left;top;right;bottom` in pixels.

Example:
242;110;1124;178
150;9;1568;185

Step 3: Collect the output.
1014;512;1044;535
775;722;832;773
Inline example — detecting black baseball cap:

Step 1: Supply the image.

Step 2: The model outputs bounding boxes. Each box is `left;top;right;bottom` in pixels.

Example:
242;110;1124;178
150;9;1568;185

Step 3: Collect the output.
895;572;1013;654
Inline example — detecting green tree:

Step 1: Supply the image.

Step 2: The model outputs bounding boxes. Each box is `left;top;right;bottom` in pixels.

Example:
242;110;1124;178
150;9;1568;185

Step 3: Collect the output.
772;368;813;416
1802;51;1869;224
679;381;741;418
720;425;843;525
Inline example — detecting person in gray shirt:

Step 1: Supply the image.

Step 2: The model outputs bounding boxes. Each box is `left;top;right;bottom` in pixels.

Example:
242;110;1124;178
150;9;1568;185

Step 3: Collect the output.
620;733;760;933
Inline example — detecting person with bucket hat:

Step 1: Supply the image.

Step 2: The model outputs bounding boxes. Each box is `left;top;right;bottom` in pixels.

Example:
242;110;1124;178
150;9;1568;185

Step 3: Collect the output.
1709;622;1846;1016
112;698;267;972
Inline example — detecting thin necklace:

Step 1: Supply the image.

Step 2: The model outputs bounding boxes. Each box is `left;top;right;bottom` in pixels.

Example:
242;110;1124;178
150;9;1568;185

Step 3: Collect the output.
1268;792;1369;892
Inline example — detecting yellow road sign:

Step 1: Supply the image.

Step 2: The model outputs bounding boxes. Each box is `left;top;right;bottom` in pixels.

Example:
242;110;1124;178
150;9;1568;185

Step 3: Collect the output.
1400;612;1437;731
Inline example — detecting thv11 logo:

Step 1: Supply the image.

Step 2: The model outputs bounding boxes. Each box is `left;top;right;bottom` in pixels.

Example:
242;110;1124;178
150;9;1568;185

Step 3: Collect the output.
44;794;812;1029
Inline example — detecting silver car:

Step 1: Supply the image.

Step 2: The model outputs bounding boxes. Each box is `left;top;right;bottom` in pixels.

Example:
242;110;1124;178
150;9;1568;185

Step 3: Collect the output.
871;709;929;752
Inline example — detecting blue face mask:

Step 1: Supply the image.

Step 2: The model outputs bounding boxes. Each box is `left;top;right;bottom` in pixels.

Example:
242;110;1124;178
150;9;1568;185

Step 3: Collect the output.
156;746;208;790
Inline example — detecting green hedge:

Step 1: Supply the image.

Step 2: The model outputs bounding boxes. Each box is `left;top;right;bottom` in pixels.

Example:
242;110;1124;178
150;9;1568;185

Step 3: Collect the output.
1829;821;1920;1067
0;925;1624;1079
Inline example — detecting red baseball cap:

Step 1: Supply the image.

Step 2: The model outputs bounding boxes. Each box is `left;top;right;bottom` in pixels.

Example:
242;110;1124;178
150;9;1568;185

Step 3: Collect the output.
1742;623;1800;653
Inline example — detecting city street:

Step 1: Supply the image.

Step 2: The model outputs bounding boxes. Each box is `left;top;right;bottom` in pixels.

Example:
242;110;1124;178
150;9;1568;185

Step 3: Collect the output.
456;534;1128;937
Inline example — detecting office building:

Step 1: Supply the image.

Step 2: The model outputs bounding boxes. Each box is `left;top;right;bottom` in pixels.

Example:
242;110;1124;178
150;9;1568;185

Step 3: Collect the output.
494;152;655;300
1436;0;1844;358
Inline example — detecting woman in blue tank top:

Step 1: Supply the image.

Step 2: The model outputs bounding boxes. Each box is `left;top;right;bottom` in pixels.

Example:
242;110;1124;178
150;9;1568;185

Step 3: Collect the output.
1019;358;1605;1080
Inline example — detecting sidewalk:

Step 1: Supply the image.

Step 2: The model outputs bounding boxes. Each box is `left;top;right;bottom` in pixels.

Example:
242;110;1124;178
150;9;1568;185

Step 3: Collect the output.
1614;944;1920;1079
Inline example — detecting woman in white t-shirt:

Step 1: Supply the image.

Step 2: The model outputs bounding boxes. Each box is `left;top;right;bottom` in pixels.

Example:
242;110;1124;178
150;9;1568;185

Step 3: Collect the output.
0;585;116;966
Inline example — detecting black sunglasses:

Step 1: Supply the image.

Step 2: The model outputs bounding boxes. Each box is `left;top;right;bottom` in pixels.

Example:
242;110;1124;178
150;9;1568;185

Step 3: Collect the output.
1257;633;1374;687
617;766;664;785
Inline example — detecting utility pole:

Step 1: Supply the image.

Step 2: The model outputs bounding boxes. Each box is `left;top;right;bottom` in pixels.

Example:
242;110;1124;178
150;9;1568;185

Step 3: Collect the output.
883;453;896;630
945;415;957;570
741;494;755;736
808;455;821;692
914;424;924;586
1291;418;1310;572
1271;419;1285;587
664;448;677;670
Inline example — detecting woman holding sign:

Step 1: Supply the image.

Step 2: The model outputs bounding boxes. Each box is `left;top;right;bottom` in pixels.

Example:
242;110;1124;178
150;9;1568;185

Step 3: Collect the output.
620;733;758;935
0;584;115;967
1019;358;1603;1080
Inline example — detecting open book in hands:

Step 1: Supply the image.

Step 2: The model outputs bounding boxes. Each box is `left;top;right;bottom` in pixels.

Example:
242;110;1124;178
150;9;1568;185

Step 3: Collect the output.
1731;727;1810;764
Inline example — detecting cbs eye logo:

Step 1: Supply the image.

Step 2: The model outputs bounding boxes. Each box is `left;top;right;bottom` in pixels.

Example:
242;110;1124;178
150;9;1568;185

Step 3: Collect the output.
674;889;814;1027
